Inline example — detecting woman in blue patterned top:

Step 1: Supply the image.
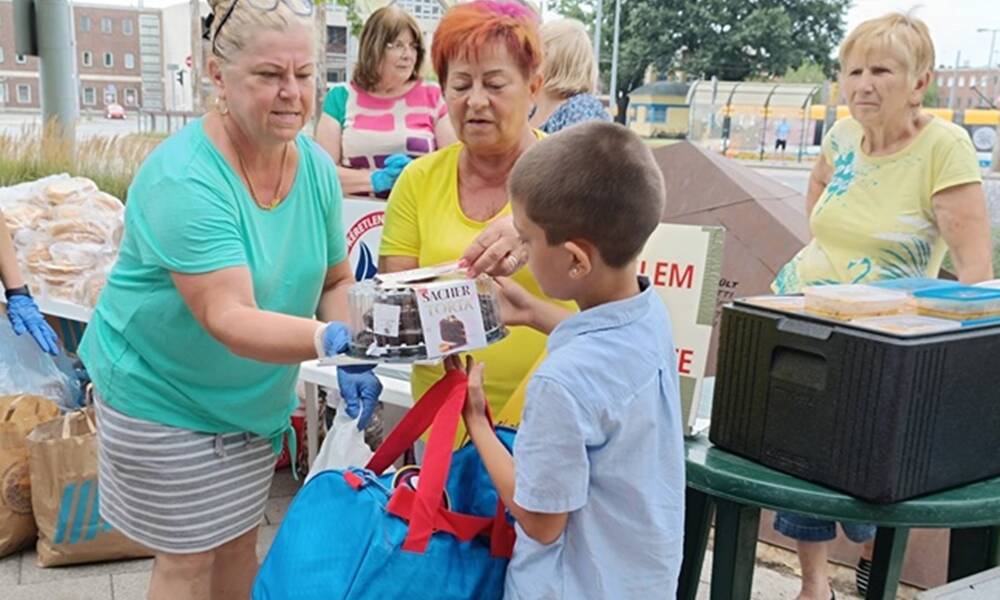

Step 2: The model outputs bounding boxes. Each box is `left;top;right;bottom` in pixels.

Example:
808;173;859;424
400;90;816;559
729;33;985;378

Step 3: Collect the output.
530;18;610;133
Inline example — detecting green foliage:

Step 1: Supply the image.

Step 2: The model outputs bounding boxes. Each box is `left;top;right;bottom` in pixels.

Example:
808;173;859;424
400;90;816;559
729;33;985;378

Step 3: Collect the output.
677;0;848;81
924;79;940;108
782;61;828;84
329;0;365;36
780;61;829;102
551;0;849;109
0;126;162;202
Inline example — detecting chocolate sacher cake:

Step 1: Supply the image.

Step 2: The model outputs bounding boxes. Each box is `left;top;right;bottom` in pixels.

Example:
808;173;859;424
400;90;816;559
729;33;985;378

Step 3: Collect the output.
439;315;468;347
347;264;507;361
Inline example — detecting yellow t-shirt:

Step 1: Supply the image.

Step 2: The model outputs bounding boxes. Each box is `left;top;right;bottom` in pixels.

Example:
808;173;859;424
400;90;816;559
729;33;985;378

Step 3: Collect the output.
773;116;983;293
380;140;576;416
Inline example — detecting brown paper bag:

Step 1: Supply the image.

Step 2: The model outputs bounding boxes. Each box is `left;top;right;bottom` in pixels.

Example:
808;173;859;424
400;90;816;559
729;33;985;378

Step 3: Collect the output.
0;395;60;557
27;407;152;567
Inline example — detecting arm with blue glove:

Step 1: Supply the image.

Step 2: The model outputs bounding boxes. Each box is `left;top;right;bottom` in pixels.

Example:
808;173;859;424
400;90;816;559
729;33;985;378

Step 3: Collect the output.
1;210;59;355
314;321;382;430
369;153;413;195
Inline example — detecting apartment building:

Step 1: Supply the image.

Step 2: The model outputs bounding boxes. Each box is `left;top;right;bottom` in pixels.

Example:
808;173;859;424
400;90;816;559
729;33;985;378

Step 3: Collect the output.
934;66;1000;109
0;0;164;112
0;0;451;113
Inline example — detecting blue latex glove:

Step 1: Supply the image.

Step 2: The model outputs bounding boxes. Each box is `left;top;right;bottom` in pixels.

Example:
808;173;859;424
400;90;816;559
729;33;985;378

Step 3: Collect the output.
337;366;382;430
383;153;413;171
317;322;382;430
369;154;413;194
319;321;351;356
6;294;60;356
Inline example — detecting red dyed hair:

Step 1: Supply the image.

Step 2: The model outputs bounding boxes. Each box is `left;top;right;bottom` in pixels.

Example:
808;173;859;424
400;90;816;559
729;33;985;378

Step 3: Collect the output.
431;1;542;85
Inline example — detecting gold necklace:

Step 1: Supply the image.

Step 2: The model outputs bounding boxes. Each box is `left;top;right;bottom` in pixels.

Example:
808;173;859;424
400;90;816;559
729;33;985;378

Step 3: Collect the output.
224;120;289;211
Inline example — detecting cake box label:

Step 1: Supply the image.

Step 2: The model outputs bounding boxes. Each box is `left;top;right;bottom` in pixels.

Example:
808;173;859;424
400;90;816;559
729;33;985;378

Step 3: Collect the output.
414;279;487;358
372;302;402;338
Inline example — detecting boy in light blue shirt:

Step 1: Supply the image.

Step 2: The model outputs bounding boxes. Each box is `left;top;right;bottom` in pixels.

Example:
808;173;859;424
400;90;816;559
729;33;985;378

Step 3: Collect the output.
447;121;685;599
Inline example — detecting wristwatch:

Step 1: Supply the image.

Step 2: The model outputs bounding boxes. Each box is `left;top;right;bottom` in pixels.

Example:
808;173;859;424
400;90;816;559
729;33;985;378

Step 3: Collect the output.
3;285;31;299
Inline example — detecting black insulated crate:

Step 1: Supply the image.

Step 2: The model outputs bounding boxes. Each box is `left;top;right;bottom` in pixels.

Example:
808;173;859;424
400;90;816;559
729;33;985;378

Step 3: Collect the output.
709;302;1000;503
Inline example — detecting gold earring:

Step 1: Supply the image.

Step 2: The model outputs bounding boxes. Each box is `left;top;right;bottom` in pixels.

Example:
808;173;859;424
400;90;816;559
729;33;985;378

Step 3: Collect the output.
215;97;229;115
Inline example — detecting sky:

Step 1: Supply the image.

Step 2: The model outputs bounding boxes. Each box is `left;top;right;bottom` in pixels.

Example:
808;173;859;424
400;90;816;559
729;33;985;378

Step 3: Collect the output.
88;0;1000;69
845;0;999;68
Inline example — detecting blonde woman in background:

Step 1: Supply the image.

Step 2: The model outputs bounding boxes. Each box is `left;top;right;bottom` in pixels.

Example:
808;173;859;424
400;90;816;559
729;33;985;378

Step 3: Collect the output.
529;18;610;133
772;13;991;600
78;0;381;597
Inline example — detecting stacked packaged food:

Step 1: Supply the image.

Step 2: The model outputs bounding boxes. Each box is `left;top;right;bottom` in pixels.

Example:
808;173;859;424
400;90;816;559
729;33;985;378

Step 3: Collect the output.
734;278;1000;336
1;175;123;307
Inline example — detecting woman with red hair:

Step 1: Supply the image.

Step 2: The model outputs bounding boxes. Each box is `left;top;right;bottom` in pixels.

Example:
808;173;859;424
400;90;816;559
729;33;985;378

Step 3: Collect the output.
379;0;573;418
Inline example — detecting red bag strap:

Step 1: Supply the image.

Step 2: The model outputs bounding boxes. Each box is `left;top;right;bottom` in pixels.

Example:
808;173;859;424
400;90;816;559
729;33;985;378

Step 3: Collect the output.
387;486;495;542
400;371;468;553
366;367;517;557
365;369;467;475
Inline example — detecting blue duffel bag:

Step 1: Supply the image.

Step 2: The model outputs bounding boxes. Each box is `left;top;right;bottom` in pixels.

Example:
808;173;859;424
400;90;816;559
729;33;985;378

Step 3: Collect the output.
253;369;516;600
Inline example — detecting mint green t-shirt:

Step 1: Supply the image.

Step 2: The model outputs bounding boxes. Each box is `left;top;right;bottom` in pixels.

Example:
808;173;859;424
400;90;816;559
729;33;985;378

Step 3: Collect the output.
78;119;346;444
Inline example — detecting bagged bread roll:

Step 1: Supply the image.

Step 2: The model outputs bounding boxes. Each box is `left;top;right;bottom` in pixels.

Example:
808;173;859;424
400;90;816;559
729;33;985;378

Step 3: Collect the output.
48;242;103;270
81;273;108;307
44;177;98;205
84;191;124;217
45;219;111;246
39;279;78;302
45;203;90;223
1;203;45;233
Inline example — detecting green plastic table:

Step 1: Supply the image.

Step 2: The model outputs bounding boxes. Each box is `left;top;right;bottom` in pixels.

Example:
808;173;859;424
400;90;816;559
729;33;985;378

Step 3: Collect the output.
679;435;1000;600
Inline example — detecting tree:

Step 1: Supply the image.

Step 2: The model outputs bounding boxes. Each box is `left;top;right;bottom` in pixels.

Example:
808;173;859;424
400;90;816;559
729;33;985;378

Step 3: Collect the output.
780;60;829;103
782;61;828;85
923;79;940;108
551;0;850;121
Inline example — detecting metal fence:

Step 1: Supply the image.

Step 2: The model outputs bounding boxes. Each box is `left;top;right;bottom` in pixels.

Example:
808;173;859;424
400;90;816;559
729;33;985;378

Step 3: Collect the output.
136;110;203;136
686;80;823;162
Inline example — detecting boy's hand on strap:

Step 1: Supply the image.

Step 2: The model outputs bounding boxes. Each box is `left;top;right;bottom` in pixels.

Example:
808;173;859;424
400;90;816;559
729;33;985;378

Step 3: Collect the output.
444;355;488;427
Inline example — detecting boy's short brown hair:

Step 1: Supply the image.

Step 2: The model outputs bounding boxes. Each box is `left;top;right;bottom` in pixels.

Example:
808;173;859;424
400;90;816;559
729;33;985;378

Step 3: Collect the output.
509;121;665;268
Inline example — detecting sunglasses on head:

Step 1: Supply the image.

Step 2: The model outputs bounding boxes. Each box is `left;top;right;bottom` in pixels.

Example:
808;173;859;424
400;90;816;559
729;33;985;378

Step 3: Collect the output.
202;0;315;56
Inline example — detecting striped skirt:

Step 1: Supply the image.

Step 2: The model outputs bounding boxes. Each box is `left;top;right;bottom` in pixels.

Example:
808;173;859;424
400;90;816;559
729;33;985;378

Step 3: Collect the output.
94;397;277;554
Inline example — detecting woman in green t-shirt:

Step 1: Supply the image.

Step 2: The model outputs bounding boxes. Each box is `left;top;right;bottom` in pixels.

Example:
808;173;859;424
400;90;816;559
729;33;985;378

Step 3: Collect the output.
77;1;379;597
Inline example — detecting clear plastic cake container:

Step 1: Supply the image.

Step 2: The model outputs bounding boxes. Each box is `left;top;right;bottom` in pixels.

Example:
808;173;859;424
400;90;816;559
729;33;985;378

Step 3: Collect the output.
345;264;507;362
741;295;806;313
803;284;908;320
913;286;1000;321
850;315;962;336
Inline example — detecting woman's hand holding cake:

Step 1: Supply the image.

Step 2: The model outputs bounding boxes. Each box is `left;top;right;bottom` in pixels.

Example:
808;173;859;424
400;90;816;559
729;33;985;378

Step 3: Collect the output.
315;321;383;430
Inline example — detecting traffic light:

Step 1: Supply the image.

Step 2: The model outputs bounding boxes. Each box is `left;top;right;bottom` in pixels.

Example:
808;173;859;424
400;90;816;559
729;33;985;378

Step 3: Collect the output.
176;70;185;86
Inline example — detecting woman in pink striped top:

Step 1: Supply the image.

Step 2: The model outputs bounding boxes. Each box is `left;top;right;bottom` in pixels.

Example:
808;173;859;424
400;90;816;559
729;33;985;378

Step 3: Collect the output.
315;6;456;198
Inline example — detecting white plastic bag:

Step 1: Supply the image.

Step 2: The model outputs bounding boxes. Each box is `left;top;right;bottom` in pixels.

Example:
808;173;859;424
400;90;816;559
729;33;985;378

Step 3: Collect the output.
0;319;78;410
305;408;373;483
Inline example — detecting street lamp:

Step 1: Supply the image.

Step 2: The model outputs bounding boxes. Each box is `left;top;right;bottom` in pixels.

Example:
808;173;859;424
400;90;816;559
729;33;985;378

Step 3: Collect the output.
977;28;1000;106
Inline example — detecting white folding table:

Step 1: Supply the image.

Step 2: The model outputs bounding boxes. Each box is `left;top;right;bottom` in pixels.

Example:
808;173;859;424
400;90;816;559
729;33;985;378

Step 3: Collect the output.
297;360;414;467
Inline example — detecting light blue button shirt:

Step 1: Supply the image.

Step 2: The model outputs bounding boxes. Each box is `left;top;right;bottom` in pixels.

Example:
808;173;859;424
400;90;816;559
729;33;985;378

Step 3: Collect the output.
505;279;686;600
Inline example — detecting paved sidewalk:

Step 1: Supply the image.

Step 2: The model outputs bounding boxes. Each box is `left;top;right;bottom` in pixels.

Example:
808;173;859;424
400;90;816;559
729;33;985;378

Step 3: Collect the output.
2;469;919;599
